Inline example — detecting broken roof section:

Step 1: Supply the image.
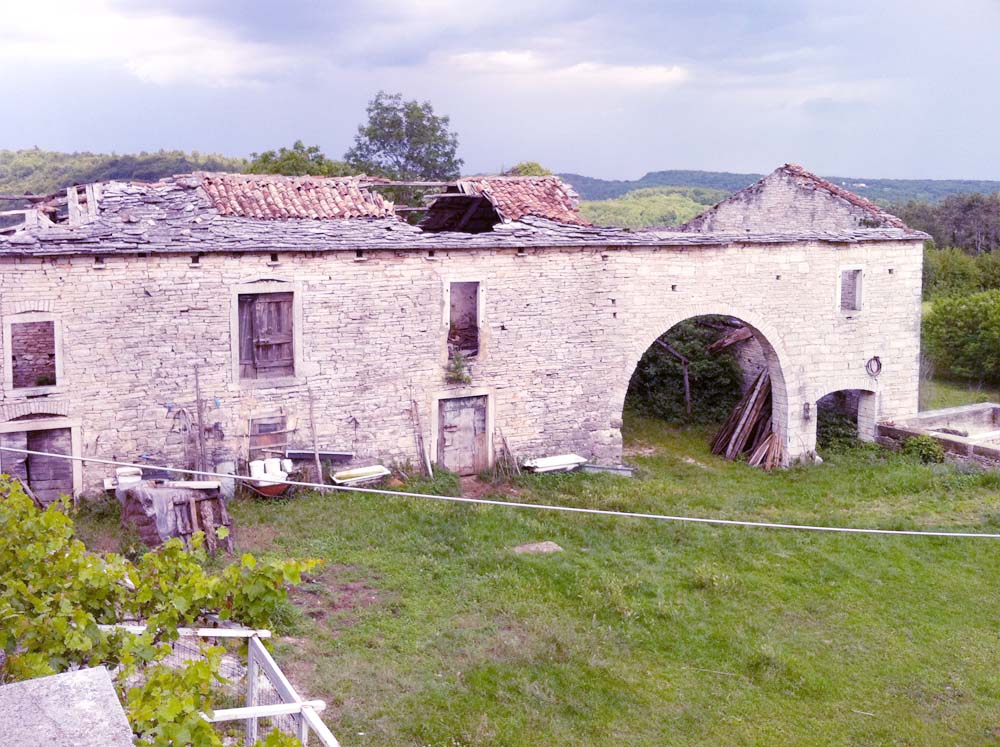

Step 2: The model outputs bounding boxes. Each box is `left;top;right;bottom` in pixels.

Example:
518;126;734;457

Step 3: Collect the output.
419;176;589;233
680;163;910;233
0;164;929;256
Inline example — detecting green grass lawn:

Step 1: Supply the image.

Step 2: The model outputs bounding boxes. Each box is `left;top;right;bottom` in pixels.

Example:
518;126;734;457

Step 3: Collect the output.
197;418;1000;747
921;378;1000;411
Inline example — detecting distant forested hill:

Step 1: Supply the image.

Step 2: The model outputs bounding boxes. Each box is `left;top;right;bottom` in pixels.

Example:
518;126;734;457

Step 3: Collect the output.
0;149;247;195
580;186;728;228
562;169;1000;204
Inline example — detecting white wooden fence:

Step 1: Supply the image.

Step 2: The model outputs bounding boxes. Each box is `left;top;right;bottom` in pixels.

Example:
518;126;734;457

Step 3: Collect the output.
105;625;340;746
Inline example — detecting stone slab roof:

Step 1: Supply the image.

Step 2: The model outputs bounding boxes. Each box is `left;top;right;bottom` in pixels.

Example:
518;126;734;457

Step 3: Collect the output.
0;667;135;746
0;167;928;257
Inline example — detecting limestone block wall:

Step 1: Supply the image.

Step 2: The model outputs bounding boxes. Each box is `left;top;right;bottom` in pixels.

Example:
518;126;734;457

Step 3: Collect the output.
0;238;922;493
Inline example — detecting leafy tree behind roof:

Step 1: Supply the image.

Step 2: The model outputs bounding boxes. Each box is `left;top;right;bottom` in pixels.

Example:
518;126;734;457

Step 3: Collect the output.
344;91;462;180
247;140;356;177
503;161;553;177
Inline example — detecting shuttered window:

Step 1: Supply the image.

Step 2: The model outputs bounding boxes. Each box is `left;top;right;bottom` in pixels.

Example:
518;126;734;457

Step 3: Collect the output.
238;292;294;379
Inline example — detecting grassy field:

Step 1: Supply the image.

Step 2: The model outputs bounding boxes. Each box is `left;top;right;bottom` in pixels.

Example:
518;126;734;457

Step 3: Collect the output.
128;417;1000;747
921;378;1000;410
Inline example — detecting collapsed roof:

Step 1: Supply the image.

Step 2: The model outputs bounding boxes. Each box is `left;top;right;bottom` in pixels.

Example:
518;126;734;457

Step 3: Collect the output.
0;166;927;257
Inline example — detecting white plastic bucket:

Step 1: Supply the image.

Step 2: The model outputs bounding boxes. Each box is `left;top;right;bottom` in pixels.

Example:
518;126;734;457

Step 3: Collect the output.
263;458;282;475
249;460;266;479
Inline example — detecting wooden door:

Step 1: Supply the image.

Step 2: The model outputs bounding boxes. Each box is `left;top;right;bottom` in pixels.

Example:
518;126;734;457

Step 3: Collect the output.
437;396;488;475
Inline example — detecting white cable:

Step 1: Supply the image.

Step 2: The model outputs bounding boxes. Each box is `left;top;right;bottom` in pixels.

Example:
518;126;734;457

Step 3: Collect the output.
1;444;998;538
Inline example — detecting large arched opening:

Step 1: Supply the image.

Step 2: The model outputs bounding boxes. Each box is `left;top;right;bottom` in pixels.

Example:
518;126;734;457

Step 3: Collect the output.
616;313;792;467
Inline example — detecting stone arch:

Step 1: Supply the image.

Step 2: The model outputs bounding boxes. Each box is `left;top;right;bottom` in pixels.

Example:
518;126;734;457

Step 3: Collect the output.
1;399;71;422
612;302;800;464
812;384;879;442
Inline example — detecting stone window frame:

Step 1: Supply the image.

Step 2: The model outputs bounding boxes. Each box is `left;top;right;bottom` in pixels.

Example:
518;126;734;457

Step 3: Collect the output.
0;416;83;498
229;280;304;388
442;276;485;360
2;311;66;398
837;265;864;315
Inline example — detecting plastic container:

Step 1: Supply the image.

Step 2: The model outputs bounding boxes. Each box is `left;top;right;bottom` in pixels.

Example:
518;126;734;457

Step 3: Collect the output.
281;458;293;473
116;467;142;486
249;460;266;479
263;458;282;475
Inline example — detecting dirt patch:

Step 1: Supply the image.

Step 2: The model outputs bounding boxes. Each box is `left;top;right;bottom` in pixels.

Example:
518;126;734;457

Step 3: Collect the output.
235;523;279;553
289;564;381;632
460;475;522;500
623;442;658;457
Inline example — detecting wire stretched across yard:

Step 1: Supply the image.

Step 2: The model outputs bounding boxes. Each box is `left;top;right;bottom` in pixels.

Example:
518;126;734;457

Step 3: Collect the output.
1;444;998;539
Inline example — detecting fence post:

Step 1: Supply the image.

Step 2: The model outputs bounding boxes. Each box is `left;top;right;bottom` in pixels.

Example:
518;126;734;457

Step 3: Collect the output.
246;636;260;745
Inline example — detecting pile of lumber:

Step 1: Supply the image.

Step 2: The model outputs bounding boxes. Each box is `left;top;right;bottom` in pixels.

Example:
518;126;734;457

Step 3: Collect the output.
710;370;783;470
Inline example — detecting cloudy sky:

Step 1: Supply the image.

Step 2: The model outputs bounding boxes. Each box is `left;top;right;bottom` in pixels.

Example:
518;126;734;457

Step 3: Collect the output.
3;1;998;179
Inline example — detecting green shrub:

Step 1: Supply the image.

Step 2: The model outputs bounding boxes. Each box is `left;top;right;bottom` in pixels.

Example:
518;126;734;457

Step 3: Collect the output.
902;435;946;464
923;246;982;299
978;251;1000;291
924;290;1000;382
626;318;744;424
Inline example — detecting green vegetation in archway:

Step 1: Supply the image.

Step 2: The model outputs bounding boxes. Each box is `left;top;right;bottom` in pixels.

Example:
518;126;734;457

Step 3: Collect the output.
625;318;744;425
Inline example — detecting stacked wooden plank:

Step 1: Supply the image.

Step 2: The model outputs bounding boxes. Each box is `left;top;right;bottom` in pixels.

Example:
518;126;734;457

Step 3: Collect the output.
710;371;783;470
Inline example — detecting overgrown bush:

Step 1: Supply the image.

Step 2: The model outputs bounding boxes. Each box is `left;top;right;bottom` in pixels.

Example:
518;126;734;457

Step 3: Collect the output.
924;290;1000;383
0;478;316;746
625;319;744;424
923;246;982;299
902;435;946;464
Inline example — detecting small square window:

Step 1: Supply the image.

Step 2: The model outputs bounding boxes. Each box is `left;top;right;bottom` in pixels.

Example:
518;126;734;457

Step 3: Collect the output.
840;269;862;312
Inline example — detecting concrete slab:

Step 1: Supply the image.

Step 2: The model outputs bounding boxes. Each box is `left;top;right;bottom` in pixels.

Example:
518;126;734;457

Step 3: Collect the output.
0;667;134;746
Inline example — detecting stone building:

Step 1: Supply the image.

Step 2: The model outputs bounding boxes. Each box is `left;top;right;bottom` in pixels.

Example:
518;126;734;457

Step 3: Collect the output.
0;164;926;499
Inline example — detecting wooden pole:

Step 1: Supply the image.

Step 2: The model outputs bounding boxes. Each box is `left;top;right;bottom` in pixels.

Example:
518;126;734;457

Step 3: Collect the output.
655;339;692;417
307;383;324;486
193;365;208;473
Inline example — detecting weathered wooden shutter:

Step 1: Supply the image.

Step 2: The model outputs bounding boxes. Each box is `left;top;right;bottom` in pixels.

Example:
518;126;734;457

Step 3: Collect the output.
251;293;294;378
238;295;258;379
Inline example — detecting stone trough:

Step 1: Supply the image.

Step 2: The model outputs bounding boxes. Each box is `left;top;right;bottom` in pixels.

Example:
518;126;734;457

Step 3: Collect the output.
878;403;1000;466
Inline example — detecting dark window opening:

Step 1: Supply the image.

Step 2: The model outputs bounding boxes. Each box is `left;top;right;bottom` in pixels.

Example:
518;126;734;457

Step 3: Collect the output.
238;292;294;379
420;194;500;234
11;321;57;388
448;282;480;357
841;269;862;311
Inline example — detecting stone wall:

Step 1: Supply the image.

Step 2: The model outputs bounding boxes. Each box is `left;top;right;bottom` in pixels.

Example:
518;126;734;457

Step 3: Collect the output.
0;238;923;493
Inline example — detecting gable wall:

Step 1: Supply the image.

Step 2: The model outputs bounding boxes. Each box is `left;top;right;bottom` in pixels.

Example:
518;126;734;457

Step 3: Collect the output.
687;172;883;233
0;239;922;493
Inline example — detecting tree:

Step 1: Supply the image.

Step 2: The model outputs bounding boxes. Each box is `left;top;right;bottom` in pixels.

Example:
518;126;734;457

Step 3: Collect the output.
504;161;552;177
344;92;462;180
247;140;355;177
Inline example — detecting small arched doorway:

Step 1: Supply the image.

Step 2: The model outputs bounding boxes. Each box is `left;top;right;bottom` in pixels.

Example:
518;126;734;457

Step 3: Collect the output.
815;388;878;451
620;314;790;466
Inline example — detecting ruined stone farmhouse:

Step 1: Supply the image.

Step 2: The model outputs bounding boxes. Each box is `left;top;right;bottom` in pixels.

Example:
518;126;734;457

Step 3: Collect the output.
0;164;926;500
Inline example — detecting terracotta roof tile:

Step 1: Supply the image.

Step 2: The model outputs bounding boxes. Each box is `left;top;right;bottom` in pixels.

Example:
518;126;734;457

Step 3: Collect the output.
457;176;589;226
198;173;394;220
